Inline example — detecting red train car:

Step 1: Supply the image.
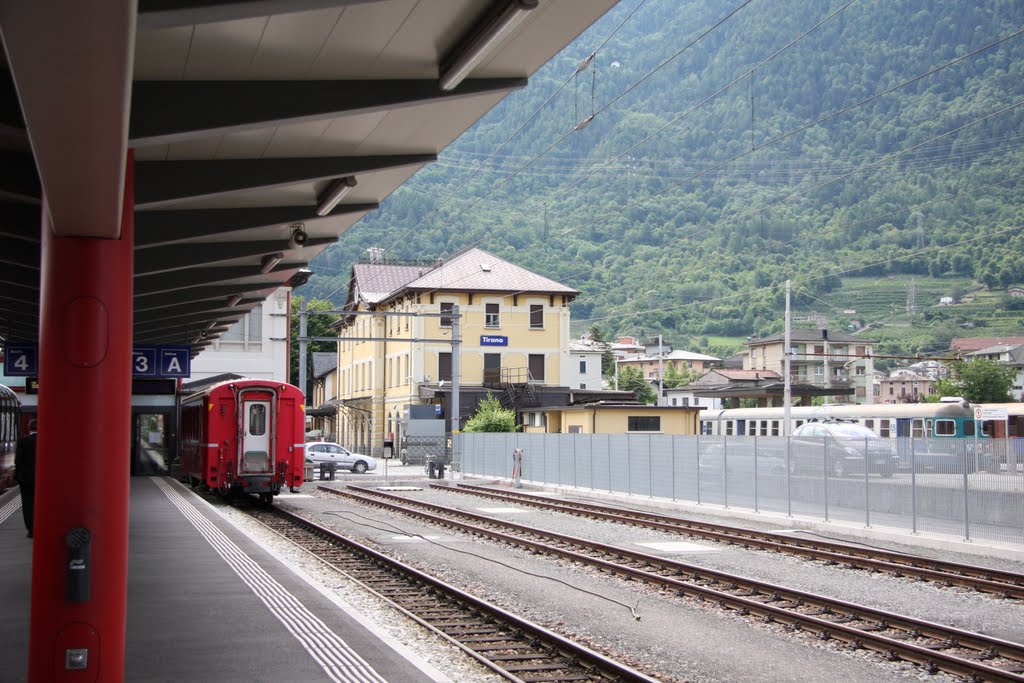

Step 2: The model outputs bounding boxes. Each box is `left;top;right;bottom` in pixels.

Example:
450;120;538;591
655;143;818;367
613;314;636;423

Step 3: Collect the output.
179;379;305;503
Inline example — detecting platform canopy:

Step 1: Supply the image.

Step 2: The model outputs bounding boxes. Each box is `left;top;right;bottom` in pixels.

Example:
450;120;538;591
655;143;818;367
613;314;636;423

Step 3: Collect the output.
0;0;616;354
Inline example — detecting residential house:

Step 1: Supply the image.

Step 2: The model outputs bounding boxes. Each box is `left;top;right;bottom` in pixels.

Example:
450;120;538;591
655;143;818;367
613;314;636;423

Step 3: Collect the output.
609;336;645;360
333;247;626;456
745;328;876;404
663;387;723;411
568;338;608;390
965;344;1024;400
879;371;936;403
616;349;720;382
685;368;782;407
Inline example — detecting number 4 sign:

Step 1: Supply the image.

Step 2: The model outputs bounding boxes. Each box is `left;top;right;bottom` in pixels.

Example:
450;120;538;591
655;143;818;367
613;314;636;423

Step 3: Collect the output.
3;344;38;376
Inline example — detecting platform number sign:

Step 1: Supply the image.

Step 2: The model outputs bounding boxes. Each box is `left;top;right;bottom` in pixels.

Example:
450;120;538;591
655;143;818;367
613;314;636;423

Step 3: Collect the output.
4;343;37;376
133;346;190;378
133;348;158;376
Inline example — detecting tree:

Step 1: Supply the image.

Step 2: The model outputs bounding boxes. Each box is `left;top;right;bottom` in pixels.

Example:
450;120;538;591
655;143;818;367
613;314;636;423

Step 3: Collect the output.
663;362;700;389
617;365;657;404
290;296;340;393
463;394;518;432
934;359;1016;402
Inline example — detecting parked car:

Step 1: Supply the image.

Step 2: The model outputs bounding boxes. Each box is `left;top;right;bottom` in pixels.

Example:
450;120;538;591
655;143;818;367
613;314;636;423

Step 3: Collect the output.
789;421;898;477
305;442;377;474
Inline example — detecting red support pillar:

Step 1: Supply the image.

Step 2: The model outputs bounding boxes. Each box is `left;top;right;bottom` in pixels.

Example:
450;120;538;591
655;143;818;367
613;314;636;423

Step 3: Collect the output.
30;152;134;683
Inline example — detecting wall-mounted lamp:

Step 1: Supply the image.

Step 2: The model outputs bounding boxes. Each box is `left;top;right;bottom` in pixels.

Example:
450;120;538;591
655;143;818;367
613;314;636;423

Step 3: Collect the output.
227;294;243;307
315;176;357;216
439;0;538;91
260;252;284;274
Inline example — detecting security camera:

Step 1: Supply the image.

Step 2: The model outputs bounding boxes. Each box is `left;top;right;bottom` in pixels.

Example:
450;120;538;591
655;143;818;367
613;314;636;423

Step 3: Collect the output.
288;224;309;249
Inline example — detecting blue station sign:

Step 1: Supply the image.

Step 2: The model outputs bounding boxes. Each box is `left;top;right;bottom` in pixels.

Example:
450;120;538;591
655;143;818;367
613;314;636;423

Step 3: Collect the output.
3;343;38;376
480;335;508;346
133;345;191;378
4;343;191;379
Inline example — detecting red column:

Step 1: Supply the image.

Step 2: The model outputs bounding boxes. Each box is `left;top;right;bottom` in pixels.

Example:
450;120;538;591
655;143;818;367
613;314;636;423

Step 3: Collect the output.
30;152;134;682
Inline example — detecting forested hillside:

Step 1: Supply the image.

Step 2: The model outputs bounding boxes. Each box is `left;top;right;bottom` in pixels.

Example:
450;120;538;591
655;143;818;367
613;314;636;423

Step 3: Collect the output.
305;0;1024;360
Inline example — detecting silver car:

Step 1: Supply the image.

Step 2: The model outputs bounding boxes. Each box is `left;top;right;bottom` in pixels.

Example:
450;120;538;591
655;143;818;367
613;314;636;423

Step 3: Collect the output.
305;442;377;474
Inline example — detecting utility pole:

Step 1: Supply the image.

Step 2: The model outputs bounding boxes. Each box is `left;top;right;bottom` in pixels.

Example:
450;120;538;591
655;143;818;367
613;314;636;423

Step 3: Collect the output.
657;334;664;406
783;280;791;436
451;305;461;468
298;299;308;396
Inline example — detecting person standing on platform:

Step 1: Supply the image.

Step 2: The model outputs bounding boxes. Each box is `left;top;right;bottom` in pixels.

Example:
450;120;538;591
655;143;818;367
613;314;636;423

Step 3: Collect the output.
15;418;37;538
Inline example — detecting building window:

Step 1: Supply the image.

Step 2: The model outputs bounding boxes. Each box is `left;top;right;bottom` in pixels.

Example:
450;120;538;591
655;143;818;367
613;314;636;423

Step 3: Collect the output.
530;304;543;329
628;416;660;432
579;383;586;389
529;354;545;381
440;302;453;327
568;425;583;434
671;398;677;406
485;303;500;328
438;353;452;382
579;358;587;373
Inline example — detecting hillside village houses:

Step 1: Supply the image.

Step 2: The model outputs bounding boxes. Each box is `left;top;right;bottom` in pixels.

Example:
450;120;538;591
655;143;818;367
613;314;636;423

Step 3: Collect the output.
741;328;876;405
319;248;701;456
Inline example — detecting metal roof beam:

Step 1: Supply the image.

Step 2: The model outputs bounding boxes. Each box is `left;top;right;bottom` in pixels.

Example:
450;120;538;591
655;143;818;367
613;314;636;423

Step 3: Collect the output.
137;0;383;30
129;79;526;147
135;204;378;247
135;237;333;274
134;264;301;295
136;285;277;312
134;155;434;208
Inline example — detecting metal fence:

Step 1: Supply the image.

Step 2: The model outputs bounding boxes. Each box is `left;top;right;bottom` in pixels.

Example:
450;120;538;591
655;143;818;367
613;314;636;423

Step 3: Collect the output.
455;433;1024;546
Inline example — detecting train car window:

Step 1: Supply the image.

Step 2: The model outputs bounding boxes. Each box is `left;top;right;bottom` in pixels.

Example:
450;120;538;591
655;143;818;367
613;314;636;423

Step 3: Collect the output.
864;419;874;431
934;419;956;436
911;418;924;438
925;419;933;438
879;419;890;437
795;420;804;428
249;404;267;436
760;421;768;436
725;421;733;436
771;420;780;436
963;420;976;437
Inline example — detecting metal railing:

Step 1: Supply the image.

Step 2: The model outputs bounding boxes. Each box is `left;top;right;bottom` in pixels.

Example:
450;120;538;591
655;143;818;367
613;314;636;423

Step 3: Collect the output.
456;433;1024;546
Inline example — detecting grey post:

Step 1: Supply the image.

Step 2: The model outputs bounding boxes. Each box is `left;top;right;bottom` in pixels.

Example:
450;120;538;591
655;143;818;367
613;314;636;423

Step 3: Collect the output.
298;299;308;395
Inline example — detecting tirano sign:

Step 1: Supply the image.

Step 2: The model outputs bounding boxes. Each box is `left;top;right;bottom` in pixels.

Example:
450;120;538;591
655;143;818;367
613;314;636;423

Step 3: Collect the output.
480;335;508;346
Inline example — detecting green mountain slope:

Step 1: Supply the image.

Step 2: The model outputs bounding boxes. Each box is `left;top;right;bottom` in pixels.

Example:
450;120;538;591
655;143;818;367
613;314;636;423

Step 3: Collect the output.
306;0;1024;361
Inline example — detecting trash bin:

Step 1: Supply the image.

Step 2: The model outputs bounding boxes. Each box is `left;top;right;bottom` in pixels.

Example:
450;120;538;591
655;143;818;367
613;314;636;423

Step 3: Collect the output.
319;462;337;481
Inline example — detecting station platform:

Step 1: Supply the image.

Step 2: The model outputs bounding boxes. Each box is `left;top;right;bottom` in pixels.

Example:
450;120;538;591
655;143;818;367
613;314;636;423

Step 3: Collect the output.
0;477;448;683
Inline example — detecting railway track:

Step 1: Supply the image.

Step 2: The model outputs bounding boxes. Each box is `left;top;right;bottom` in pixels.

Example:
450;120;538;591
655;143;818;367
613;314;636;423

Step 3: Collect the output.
331;484;1024;682
243;503;661;683
435;482;1024;600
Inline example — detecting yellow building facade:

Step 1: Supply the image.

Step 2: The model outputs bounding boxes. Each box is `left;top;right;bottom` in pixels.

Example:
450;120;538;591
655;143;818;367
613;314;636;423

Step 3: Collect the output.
334;248;578;456
532;404;702;435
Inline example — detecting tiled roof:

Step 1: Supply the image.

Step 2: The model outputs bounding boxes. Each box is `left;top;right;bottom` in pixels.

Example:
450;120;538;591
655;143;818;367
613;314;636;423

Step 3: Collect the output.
951;337;1024;353
750;328;874;344
352;262;433;305
404;247;578;295
311;352;337;378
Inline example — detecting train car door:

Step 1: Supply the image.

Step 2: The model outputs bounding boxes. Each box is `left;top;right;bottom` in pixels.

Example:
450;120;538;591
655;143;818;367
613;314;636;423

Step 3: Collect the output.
241;396;272;473
736;419;746;436
894;418;911;469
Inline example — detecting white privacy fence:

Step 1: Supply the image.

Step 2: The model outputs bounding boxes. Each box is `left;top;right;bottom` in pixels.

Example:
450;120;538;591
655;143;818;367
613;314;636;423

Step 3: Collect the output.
455;433;1024;546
